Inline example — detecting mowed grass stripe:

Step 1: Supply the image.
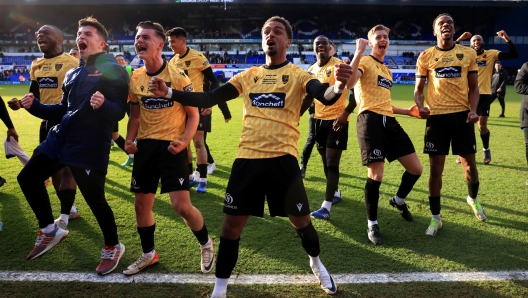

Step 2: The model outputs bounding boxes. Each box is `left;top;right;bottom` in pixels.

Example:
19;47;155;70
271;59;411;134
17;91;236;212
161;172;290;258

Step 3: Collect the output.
1;270;528;284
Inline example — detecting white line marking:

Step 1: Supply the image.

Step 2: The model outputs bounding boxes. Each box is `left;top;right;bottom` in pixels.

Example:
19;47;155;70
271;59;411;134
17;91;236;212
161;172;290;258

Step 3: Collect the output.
1;270;527;284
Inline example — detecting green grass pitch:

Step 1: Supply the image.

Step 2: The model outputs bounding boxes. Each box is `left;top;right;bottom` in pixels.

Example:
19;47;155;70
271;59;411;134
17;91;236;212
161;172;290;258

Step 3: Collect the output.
0;84;527;297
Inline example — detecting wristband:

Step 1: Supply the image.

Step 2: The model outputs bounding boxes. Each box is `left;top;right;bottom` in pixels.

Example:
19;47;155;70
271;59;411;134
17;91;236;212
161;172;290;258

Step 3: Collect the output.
164;88;173;99
334;85;345;94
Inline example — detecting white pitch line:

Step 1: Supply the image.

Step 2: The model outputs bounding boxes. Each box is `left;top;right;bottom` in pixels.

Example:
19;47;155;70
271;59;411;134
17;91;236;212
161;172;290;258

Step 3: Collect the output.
1;270;527;284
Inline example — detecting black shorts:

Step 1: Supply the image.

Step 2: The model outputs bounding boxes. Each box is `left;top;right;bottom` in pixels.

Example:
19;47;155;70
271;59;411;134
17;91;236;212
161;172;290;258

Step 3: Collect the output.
356;111;415;165
39;120;61;143
314;119;348;150
476;94;492;117
113;122;119;133
224;154;311;217
198;112;211;132
131;139;190;194
423;110;476;155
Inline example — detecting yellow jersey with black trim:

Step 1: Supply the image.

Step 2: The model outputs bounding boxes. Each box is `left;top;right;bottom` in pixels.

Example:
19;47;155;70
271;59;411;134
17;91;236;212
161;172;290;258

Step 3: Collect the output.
228;62;316;159
355;55;394;116
308;56;349;120
476;49;500;95
170;48;210;92
30;52;78;105
129;62;194;141
416;44;478;115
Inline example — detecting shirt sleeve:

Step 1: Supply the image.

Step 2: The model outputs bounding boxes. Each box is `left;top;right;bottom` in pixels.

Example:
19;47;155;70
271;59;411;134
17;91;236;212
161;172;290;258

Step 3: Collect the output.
226;70;246;95
129;76;139;104
468;50;478;73
415;52;428;78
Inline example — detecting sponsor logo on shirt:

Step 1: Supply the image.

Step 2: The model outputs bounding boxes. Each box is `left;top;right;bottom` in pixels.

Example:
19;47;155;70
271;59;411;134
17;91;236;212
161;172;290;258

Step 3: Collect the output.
37;77;59;88
88;69;103;77
434;66;462;78
377;75;392;90
249;92;285;108
477;60;487;67
141;96;174;110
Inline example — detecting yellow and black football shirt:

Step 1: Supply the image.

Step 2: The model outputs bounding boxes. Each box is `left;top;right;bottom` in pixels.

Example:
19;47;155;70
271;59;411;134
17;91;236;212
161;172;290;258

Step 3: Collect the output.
355;55;394;116
170;47;210;92
30;52;78;105
129;61;193;141
416;44;478;115
228;62;315;159
476;49;500;95
308;56;349;120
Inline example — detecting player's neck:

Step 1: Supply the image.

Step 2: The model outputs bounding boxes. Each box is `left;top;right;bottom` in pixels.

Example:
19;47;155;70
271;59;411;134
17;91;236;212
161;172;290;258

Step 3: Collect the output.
371;52;385;62
42;50;62;59
317;56;331;67
437;39;455;50
176;47;188;57
266;55;287;67
42;46;62;58
144;56;164;73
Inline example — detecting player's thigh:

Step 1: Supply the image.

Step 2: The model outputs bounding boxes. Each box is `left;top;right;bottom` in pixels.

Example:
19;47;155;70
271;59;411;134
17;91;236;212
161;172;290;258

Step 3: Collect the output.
224;158;266;217
264;155;311;217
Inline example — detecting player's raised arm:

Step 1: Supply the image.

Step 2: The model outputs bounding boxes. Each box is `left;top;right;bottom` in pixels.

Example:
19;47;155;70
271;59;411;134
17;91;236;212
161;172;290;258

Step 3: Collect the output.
496;30;518;60
346;38;368;89
149;76;240;108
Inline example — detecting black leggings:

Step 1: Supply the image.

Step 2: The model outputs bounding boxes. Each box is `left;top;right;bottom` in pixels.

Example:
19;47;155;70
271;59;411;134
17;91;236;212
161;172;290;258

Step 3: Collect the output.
18;150;119;246
301;115;316;167
524;127;528;164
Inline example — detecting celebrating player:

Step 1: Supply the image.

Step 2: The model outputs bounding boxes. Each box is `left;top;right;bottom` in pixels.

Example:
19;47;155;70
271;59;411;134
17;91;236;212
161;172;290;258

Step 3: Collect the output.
123;21;214;276
414;13;486;237
148;16;353;297
346;25;422;245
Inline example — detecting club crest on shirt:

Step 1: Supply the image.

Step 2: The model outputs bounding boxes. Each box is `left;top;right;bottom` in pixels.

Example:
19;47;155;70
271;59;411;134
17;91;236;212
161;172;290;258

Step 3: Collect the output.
456;53;464;61
325;68;332;77
185;61;191;67
55;64;63;71
282;75;289;84
165;82;171;87
254;76;260;83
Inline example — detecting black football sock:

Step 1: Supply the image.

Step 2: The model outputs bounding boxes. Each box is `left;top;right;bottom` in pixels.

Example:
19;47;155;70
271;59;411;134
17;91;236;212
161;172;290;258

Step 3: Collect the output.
295;222;320;257
138;224;156;253
396;171;421;199
365;178;381;221
192;224;209;245
215;237;240;279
